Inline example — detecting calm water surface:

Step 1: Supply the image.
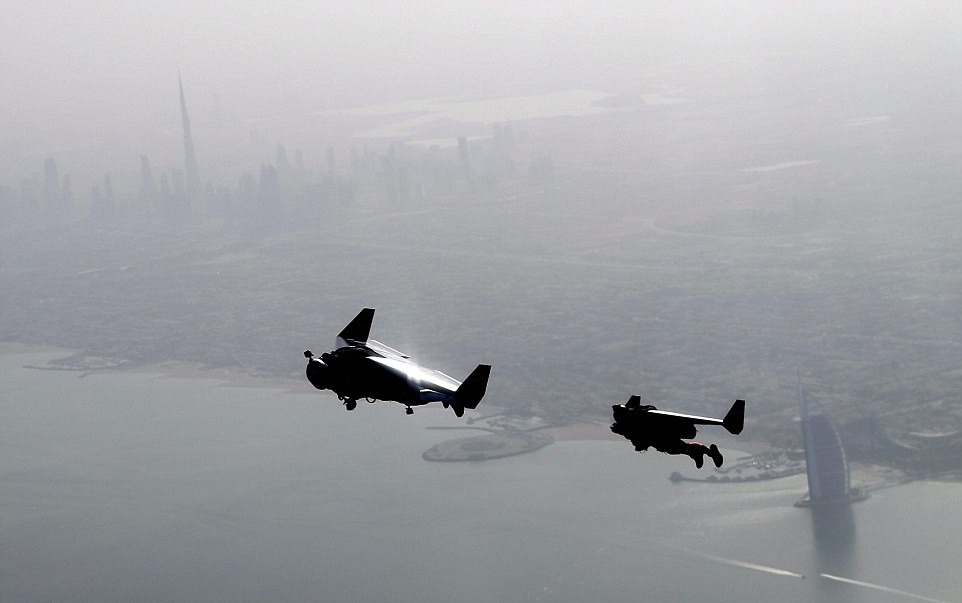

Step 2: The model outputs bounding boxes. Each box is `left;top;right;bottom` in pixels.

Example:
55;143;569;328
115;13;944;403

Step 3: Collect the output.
2;351;960;603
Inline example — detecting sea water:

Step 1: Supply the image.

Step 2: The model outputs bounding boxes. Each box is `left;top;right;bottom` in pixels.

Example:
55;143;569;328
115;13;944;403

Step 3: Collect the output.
2;350;960;603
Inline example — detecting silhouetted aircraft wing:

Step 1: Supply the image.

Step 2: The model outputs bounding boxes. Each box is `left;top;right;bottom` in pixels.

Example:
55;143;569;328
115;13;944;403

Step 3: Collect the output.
650;399;745;435
417;366;462;393
365;338;411;360
368;356;461;393
335;308;413;359
647;409;725;425
336;308;376;349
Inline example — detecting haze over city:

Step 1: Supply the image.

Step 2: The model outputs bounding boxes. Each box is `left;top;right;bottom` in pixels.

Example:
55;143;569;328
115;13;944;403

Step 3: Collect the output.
4;1;958;184
2;2;961;602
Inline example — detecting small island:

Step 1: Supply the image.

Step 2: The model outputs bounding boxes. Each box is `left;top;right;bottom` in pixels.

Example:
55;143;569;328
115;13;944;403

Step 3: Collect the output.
423;430;553;462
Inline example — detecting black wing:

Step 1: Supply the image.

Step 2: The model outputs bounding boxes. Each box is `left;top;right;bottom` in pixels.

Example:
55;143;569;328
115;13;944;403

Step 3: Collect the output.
336;308;375;348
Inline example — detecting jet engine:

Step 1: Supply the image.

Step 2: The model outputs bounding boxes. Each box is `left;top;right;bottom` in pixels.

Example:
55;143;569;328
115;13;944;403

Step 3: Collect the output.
304;350;331;391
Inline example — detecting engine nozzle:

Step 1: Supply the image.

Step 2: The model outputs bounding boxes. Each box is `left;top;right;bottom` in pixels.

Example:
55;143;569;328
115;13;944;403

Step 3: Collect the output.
305;353;331;390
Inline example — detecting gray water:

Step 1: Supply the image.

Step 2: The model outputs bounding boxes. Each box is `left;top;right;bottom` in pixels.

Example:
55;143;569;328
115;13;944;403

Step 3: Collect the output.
2;351;960;603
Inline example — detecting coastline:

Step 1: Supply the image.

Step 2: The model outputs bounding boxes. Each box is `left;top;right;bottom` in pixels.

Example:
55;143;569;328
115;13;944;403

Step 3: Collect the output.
0;342;843;468
1;342;77;356
2;341;308;393
0;341;949;486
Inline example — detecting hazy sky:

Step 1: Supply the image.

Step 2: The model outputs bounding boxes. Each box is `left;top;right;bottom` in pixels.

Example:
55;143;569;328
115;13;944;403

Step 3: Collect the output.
2;1;959;173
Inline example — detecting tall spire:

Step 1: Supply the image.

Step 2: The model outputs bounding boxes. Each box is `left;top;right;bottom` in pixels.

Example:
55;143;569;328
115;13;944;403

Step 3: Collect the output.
179;74;201;199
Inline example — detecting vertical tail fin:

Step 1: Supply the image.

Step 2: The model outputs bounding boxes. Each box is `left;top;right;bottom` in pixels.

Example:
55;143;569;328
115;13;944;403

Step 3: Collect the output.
723;399;745;435
455;364;491;410
336;308;375;348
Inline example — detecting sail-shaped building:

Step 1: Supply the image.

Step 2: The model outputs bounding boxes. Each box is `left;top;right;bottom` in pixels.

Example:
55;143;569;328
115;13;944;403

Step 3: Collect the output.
796;384;866;506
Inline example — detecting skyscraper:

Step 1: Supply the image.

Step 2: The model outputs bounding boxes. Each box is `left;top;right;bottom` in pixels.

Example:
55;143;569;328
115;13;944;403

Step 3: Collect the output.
457;136;471;181
796;384;863;506
179;75;201;200
139;154;156;209
43;157;61;209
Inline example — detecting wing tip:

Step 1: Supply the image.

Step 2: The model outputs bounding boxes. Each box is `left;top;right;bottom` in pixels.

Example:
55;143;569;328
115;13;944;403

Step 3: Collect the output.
723;399;745;435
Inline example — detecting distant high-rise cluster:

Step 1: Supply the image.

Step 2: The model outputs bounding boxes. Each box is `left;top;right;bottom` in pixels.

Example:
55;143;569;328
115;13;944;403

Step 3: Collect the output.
0;81;540;235
42;157;73;221
179;75;201;202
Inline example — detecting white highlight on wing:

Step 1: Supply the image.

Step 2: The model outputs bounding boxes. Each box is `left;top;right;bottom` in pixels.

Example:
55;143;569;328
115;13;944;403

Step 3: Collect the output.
368;356;461;392
365;338;410;360
647;409;723;425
